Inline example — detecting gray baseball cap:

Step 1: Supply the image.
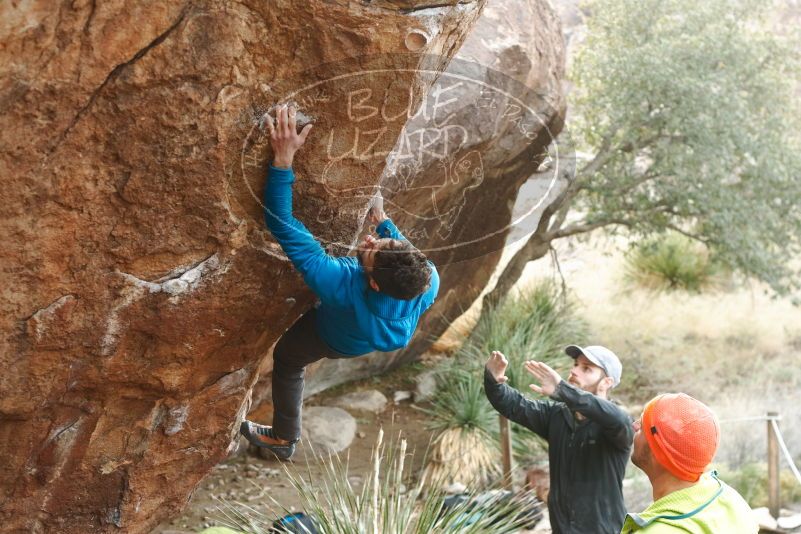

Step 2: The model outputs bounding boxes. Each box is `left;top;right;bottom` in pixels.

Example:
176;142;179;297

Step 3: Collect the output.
565;345;622;387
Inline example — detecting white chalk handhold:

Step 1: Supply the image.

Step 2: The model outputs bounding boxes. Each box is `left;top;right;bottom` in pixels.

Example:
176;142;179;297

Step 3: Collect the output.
393;390;412;404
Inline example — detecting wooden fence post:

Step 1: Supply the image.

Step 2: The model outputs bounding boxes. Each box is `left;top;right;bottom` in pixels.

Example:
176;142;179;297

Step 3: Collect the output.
500;415;515;491
767;411;780;519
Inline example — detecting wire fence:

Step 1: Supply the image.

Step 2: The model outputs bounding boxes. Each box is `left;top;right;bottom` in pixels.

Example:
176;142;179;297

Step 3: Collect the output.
718;412;801;512
719;415;782;424
771;418;801;487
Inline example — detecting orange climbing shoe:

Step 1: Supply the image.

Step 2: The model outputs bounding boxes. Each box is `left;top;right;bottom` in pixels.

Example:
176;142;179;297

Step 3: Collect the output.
239;420;297;460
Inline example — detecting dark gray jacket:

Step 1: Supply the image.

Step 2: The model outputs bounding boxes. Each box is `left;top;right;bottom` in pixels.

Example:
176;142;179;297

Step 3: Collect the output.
484;368;633;534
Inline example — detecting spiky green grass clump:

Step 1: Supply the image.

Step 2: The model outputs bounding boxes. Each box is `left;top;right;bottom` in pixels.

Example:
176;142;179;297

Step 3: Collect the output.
214;430;540;534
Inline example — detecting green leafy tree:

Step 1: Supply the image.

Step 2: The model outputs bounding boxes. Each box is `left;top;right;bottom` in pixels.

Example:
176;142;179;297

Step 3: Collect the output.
485;0;801;305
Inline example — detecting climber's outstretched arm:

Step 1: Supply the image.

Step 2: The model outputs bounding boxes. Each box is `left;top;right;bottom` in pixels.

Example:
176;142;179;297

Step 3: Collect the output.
263;105;354;306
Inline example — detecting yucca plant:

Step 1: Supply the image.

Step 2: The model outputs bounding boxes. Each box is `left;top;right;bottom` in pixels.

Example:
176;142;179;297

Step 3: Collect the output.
418;368;500;488
213;430;541;533
624;232;723;292
422;368;497;434
466;281;587;389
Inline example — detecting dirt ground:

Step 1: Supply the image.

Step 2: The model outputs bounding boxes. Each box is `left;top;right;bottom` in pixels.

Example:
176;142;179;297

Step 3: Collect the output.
153;365;449;533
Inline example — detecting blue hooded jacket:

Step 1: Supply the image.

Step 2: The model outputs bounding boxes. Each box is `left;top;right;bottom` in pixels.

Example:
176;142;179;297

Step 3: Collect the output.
263;165;439;356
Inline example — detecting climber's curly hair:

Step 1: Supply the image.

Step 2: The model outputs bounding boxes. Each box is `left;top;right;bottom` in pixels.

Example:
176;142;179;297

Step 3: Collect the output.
372;240;432;300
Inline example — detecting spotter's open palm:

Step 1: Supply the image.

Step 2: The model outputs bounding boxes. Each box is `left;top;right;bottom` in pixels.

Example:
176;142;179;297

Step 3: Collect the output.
524;360;562;397
486;351;509;384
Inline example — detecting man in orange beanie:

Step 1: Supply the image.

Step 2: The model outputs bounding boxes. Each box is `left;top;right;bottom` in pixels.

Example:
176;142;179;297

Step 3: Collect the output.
623;393;758;533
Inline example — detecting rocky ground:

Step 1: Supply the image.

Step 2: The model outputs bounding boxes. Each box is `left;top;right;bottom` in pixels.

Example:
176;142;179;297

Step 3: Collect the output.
153;360;500;533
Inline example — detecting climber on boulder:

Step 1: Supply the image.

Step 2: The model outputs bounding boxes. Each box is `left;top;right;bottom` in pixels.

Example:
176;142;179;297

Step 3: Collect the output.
240;104;439;460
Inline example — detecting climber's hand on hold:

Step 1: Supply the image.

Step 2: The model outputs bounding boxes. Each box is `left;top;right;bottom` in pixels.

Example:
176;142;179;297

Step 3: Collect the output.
267;103;312;169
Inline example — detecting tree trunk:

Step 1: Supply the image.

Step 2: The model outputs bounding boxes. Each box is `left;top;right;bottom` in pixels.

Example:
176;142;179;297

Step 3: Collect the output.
482;233;552;310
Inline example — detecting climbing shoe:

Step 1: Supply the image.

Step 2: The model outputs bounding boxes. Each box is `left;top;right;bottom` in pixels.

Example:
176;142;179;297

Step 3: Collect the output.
239;420;297;460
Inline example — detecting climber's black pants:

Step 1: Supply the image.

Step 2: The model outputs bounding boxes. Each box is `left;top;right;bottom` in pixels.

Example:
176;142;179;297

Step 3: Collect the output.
271;309;350;441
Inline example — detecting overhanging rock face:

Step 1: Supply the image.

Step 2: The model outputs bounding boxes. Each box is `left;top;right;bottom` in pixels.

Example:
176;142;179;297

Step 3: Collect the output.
0;1;484;531
304;0;568;394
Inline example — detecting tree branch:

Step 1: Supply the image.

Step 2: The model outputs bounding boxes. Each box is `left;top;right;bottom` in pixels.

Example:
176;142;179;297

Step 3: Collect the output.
482;235;552;309
576;130;669;192
664;224;710;244
550;245;568;297
546;218;629;240
577;133;617;182
548;200;571;234
602;169;661;195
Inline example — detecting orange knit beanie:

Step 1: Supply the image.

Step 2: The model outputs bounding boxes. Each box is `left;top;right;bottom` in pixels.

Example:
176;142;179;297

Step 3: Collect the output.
641;393;720;482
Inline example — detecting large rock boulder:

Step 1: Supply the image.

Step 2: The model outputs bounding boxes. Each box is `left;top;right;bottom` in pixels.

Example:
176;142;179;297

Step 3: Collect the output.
298;406;357;455
333;390;389;414
0;1;485;531
303;0;568;394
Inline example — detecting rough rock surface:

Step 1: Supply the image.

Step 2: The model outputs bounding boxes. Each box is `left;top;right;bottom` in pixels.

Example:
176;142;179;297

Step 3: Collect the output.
0;1;485;532
298;406;357;455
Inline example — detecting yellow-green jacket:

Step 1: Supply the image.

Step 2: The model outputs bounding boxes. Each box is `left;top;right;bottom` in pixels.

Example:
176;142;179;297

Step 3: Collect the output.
621;473;758;533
